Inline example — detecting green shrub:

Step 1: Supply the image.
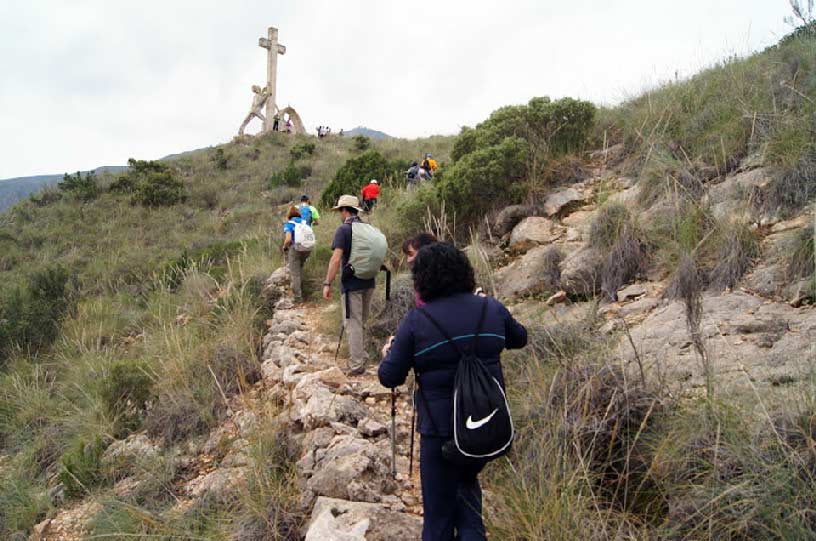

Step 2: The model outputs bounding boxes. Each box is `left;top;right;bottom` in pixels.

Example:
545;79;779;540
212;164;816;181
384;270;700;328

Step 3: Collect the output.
290;142;316;160
59;436;106;499
394;185;442;234
436;137;528;225
786;225;815;281
268;162;308;189
0;264;74;361
58;171;99;202
133;170;186;207
159;240;246;289
111;159;186;207
211;148;229;170
321;150;393;206
100;361;153;437
708;219;759;290
352;134;371;151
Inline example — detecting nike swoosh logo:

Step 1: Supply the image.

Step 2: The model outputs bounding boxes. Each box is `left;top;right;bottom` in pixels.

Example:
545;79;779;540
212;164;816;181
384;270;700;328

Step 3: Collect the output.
466;409;498;430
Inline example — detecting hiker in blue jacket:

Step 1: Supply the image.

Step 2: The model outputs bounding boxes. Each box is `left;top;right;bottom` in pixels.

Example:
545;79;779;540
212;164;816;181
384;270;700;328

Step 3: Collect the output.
378;242;527;541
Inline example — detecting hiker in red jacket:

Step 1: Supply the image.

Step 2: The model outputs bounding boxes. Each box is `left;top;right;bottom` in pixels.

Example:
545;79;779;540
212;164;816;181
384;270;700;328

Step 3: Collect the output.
361;179;380;212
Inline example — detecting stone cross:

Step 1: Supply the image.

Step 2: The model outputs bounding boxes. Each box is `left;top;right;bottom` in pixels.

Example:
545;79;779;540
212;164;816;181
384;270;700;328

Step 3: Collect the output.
258;27;286;132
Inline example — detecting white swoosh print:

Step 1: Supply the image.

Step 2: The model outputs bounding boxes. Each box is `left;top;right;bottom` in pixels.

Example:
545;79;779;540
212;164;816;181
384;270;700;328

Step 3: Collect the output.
465;408;498;430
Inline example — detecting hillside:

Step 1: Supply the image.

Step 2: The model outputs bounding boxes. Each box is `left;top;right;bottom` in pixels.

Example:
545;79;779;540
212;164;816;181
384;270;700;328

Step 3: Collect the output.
0;166;127;211
1;23;815;541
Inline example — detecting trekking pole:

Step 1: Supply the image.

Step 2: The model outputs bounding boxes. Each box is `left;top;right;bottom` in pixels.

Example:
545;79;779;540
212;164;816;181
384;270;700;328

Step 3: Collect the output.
409;376;416;477
390;388;398;479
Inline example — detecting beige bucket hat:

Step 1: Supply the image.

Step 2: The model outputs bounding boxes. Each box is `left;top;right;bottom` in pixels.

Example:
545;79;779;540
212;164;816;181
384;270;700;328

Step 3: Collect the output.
332;194;364;212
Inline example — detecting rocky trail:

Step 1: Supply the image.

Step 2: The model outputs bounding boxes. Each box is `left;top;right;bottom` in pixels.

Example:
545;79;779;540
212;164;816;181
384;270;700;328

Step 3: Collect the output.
30;271;424;541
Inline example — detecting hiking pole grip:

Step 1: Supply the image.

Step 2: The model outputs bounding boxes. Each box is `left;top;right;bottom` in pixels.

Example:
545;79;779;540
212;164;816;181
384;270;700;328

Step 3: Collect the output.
382;265;392;302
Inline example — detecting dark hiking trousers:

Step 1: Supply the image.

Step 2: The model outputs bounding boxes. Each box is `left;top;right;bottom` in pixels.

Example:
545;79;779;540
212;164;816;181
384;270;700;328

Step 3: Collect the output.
420;435;486;541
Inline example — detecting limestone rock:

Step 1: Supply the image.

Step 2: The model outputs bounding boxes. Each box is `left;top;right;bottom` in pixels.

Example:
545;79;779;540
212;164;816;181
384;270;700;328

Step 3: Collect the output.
546;290;567;306
102;433;159;471
494;205;540;236
508;217;563;250
559;246;603;298
307;436;395;503
495;245;563;299
543;187;584;217
607;184;641;206
185;467;246;501
295;385;368;431
306;497;423;541
707;168;774;220
358;418;388;438
617;283;648;302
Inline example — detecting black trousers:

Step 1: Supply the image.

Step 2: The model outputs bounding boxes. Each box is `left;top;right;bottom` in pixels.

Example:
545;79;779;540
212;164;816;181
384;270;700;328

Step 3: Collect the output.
420;435;487;541
363;198;377;212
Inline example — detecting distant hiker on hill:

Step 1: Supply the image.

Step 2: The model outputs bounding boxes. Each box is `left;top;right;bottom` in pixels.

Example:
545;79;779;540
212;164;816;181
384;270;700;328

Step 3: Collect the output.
406;162;420;188
361;179;380;212
339;129;344;137
317;126;323;138
298;195;320;226
272;113;280;132
323;195;388;376
420;154;437;178
379;243;527;541
286;119;293;133
283;205;315;303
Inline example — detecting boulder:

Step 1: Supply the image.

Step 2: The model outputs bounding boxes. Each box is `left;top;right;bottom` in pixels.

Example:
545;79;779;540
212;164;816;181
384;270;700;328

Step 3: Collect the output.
508;217;563;250
185;467;247;501
607;184;641;206
305;497;424;541
707;168;774;220
493;205;539;237
494;245;563;299
559;246;603;298
543;188;584;217
294;384;368;431
306;436;396;503
617;283;648;302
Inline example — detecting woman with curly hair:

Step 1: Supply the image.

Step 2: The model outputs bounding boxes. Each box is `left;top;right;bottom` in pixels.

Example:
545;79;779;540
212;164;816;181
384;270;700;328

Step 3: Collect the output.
378;242;527;541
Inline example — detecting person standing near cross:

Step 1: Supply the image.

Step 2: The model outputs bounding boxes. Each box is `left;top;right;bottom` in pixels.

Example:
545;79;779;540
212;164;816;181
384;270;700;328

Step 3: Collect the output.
258;27;286;133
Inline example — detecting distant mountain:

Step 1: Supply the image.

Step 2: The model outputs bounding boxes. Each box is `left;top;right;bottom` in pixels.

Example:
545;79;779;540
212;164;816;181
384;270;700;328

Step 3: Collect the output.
0;166;127;211
345;126;391;140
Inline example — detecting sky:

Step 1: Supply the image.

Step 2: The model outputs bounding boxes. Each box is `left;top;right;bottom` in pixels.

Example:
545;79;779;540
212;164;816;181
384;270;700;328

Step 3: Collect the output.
0;0;795;179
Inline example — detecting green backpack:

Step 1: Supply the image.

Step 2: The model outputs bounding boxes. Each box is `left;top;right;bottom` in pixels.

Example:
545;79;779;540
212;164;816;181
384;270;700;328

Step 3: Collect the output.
349;222;387;280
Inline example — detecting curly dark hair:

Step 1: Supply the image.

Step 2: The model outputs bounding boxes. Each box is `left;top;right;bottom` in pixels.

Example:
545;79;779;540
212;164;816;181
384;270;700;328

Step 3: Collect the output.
412;242;476;302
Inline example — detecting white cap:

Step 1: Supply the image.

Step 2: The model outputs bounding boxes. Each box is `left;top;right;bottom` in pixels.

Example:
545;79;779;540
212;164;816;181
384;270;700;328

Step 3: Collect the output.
370;179;379;184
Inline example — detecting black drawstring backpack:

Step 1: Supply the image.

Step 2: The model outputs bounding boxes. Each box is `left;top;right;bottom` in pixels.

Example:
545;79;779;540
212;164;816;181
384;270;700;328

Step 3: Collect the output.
416;299;514;465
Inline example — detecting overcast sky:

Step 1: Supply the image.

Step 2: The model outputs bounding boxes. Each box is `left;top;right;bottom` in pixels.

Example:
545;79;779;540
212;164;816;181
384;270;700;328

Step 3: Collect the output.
0;0;794;179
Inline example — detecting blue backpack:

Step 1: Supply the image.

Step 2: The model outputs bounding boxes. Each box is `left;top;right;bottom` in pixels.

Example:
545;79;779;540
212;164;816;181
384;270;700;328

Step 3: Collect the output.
299;204;313;225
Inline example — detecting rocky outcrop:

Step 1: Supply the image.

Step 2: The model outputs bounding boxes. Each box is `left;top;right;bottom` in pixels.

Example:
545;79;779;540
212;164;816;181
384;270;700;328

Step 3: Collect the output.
508;217;563;251
494;205;540;237
306;497;423;541
495;245;563;299
559;245;603;298
543;187;584;217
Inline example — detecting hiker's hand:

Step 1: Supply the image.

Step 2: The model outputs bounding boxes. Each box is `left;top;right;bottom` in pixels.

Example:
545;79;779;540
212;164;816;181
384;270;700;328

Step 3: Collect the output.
322;285;332;300
381;335;394;357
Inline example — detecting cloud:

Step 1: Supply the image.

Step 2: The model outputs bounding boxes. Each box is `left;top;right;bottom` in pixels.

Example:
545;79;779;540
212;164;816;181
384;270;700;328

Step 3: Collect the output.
0;0;792;178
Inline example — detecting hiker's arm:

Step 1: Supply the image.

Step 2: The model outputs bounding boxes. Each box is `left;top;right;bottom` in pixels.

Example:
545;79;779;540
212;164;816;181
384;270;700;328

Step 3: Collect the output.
322;248;343;299
283;231;292;250
501;303;528;349
378;315;414;388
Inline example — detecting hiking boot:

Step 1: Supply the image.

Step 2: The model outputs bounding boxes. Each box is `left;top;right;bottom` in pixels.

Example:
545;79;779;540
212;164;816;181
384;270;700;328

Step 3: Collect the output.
346;366;365;377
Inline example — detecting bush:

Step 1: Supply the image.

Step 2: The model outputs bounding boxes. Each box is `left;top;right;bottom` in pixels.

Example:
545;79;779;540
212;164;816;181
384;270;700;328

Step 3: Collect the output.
436;137;528;225
58;171;99;202
589;203;631;249
211;148;229;170
268;162;308;189
0;264;74;361
111;159;186;207
352;134;370;151
786;225;815;281
0;465;51;538
159;240;246;289
59;436;106;499
100;361;153;437
290;142;316;160
133;170;185;207
321;150;393;206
